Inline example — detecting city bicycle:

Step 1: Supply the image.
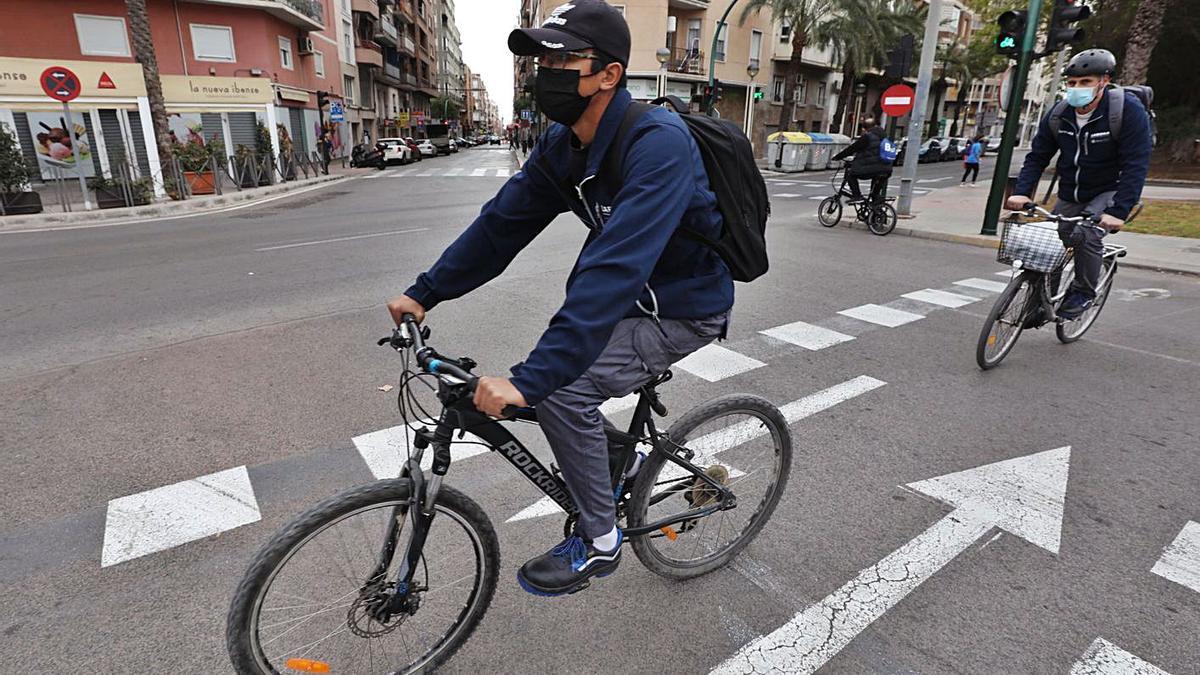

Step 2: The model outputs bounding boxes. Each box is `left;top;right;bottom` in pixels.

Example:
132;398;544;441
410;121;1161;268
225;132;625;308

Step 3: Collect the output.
226;315;792;674
976;204;1126;370
817;162;897;236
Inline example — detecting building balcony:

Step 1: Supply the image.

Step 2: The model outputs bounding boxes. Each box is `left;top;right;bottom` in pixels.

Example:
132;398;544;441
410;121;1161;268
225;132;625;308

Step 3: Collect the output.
356;41;384;68
183;0;325;30
666;47;706;76
398;72;418;89
668;0;709;8
351;0;379;15
375;15;398;45
396;34;416;55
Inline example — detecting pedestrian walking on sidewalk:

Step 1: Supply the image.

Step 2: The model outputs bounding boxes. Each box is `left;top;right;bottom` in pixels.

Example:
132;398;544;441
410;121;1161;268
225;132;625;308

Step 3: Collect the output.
961;135;983;186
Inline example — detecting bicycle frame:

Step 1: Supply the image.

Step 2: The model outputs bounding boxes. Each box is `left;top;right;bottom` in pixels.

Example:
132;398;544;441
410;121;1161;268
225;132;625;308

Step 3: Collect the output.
1012;242;1126;322
374;370;736;614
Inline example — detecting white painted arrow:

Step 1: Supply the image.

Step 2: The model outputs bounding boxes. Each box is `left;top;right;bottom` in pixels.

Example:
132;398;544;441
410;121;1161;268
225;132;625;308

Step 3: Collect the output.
1151;520;1200;595
713;446;1071;675
1069;637;1171;675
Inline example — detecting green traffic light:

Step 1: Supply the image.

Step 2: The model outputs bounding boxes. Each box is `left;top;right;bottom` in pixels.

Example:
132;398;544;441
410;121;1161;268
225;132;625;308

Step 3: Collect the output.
1000;36;1016;48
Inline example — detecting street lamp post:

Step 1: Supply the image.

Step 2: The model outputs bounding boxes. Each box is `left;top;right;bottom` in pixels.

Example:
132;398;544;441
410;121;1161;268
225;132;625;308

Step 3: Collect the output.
656;47;671;101
745;60;760;138
853;82;867;134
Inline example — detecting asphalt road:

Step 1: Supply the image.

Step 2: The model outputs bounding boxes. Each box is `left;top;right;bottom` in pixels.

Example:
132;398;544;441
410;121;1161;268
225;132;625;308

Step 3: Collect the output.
1;145;1197;674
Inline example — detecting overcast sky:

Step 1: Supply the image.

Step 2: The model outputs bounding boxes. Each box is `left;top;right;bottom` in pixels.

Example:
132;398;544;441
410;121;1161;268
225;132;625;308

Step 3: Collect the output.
458;0;521;126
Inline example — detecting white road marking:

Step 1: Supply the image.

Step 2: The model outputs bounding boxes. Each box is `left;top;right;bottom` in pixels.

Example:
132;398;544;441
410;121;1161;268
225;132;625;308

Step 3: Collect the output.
471;167;488;176
808;195;827;200
1151;520;1200;595
901;288;981;308
760;321;855;351
673;344;766;382
415;170;439;177
443;167;463;176
495;168;511;177
713;447;1070;675
1069;638;1171;675
366;169;399;180
255;227;428;251
352;424;490;479
773;193;803;198
600;392;639;416
954;277;1010;293
506;375;886;524
838;303;924;328
101;466;260;567
917;177;953;183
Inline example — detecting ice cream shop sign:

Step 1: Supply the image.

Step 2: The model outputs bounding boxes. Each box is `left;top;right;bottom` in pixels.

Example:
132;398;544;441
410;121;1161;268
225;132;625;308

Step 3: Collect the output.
161;76;274;105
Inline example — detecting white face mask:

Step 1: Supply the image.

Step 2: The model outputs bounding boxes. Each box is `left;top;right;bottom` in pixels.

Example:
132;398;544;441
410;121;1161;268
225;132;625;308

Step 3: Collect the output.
1065;84;1098;108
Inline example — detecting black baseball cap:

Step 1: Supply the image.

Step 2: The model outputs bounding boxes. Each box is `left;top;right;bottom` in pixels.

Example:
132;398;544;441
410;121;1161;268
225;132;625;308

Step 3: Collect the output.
508;0;631;66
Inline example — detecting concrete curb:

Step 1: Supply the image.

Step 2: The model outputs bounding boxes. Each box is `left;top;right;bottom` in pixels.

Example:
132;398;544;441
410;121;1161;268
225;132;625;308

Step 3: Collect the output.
832;218;1200;278
0;174;350;232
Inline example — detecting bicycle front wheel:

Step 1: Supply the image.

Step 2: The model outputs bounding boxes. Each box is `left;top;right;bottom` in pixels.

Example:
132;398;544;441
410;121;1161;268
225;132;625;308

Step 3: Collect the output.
627;394;791;580
1057;261;1116;343
976;271;1038;370
227;480;499;675
817;196;842;227
868;203;897;236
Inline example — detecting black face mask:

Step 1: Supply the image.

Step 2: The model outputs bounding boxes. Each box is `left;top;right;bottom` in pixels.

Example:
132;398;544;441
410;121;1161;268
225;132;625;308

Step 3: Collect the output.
534;67;598;126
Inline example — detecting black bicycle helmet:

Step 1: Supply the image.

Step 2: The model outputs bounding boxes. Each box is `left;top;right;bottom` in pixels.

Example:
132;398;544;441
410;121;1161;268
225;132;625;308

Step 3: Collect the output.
1063;49;1117;77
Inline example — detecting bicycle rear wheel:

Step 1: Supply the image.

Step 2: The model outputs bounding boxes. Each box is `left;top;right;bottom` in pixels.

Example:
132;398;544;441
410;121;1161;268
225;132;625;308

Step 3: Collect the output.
868;203;897;236
976;271;1037;370
817;196;842;227
1057;261;1116;343
227;480;499;675
627;394;791;580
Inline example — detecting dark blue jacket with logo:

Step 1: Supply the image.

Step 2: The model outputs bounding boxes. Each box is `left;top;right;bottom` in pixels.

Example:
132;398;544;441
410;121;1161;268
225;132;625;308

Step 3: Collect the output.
1014;88;1152;220
405;89;732;405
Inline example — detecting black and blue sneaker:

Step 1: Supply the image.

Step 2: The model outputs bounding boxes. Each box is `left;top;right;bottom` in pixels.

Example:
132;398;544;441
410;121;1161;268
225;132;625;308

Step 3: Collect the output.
1057;290;1094;320
517;531;622;597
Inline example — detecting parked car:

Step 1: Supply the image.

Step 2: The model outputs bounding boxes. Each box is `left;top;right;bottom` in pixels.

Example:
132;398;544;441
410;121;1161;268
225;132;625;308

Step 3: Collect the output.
918;138;942;163
376;138;413;165
415;139;437;157
940;137;965;162
985;137;1001;154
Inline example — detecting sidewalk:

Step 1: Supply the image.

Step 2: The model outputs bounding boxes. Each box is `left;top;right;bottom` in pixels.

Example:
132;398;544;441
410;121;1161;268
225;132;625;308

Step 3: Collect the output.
0;163;377;233
863;184;1200;276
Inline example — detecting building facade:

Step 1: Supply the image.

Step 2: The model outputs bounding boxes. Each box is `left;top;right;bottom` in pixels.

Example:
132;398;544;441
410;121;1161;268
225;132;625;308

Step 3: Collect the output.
435;0;466;132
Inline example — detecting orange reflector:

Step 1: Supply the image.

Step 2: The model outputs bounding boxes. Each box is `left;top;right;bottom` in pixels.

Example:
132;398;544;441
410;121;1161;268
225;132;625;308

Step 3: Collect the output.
987;334;997;346
660;526;678;541
285;658;331;673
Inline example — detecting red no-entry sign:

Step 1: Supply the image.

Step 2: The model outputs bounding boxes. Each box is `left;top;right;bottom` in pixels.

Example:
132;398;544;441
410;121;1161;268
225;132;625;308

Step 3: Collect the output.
40;66;82;102
880;84;915;117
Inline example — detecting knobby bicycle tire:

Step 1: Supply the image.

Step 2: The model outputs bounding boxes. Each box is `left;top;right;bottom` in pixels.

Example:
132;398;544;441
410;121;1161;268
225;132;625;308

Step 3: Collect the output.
226;480;499;675
976;271;1036;370
627;394;791;580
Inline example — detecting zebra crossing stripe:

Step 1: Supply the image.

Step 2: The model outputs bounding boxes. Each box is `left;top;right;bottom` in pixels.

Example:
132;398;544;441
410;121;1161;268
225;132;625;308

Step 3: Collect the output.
761;321;855;351
496;168;511;177
353;424;489;480
673;344;766;382
471;167;488;176
954;278;1009;293
838;304;924;328
1069;638;1171;675
902;289;980;308
1151;520;1200;595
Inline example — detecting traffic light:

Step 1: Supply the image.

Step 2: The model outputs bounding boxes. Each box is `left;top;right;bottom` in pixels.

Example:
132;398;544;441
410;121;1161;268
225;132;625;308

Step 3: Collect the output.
753;89;764;101
995;10;1026;58
316;90;330;108
1046;0;1091;53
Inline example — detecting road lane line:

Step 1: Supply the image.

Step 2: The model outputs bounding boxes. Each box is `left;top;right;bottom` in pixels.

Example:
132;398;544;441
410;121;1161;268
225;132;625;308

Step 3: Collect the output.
954;277;1010;293
1069;638;1171;675
255;227;428;251
902;289;980;308
838;304;925;328
101;466;260;567
1151;520;1200;595
673;344;765;382
760;321;855;351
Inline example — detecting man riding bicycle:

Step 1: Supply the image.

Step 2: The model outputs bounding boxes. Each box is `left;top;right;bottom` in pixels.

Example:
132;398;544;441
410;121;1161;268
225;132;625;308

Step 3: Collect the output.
832;118;892;205
386;0;731;597
1006;49;1152;319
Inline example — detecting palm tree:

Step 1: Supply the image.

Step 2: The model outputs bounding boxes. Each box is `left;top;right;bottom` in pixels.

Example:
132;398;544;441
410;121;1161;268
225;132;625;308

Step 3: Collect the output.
1120;0;1171;84
813;0;923;134
929;43;970;138
125;0;173;170
739;0;833;132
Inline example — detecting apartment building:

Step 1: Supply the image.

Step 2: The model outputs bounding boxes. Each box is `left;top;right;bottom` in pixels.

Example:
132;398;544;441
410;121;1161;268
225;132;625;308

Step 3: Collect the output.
436;0;467;131
0;0;342;187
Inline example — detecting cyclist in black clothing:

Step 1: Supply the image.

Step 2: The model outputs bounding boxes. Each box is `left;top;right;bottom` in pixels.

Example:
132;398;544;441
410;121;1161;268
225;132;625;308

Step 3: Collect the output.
832;118;891;205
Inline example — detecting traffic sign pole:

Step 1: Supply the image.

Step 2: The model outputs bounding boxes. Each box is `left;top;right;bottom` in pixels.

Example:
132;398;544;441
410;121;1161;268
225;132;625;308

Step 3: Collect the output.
41;66;92;210
63;102;91;210
897;0;942;216
981;0;1045;235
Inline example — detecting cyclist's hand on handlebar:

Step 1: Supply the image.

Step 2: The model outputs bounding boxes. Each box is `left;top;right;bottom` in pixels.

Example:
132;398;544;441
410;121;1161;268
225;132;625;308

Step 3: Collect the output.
1098;213;1124;232
473;376;527;418
1005;195;1033;211
386;295;426;326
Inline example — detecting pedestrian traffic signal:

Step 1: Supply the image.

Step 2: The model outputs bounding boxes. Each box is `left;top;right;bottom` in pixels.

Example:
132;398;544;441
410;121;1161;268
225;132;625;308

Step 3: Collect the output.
1046;0;1091;54
995;10;1026;58
753;89;764;101
316;90;330;108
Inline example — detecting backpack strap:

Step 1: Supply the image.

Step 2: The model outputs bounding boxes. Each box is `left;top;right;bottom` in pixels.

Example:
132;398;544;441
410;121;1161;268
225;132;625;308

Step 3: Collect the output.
1106;85;1124;139
601;101;655;197
1047;99;1070;136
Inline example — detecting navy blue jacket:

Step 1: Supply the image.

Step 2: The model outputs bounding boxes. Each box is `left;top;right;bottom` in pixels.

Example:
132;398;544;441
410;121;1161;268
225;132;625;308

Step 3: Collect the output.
405;89;732;405
1014;88;1152;220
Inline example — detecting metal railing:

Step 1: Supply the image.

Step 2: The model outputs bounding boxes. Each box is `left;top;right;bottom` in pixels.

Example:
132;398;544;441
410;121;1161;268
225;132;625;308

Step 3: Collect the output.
280;0;324;24
667;47;706;76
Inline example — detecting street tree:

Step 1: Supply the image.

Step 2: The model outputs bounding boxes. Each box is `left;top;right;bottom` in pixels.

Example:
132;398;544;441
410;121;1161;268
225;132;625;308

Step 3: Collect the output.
740;0;833;133
1120;0;1171;84
125;0;173;169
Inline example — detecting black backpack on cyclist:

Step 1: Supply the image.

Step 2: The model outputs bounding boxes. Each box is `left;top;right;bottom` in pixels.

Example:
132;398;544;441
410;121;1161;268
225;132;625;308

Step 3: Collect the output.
603;96;771;283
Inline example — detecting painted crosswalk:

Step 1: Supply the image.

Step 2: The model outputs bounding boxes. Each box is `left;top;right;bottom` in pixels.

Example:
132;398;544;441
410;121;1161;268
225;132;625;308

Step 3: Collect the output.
1069;638;1171;675
1151;520;1200;595
838;303;924;328
674;343;766;382
761;321;855;351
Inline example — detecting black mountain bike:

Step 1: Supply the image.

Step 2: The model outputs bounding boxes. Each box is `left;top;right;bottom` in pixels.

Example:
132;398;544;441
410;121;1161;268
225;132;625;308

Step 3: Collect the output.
976;205;1126;369
817;161;897;236
226;315;792;674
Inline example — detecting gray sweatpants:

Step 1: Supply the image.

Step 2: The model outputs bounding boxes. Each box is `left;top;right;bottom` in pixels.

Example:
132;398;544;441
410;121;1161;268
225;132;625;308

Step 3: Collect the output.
1052;190;1115;299
536;312;729;540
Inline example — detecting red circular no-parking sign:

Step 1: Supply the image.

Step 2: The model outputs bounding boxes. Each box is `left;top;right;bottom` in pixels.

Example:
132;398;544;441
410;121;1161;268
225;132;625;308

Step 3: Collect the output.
40;66;82;102
880;84;915;117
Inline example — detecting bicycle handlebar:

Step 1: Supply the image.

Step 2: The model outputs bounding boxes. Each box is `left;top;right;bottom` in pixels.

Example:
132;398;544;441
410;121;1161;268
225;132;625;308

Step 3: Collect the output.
1011;203;1110;232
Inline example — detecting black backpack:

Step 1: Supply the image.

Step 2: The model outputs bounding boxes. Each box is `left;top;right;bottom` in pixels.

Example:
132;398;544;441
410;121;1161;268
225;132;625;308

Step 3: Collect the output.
604;96;771;283
1048;85;1156;145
